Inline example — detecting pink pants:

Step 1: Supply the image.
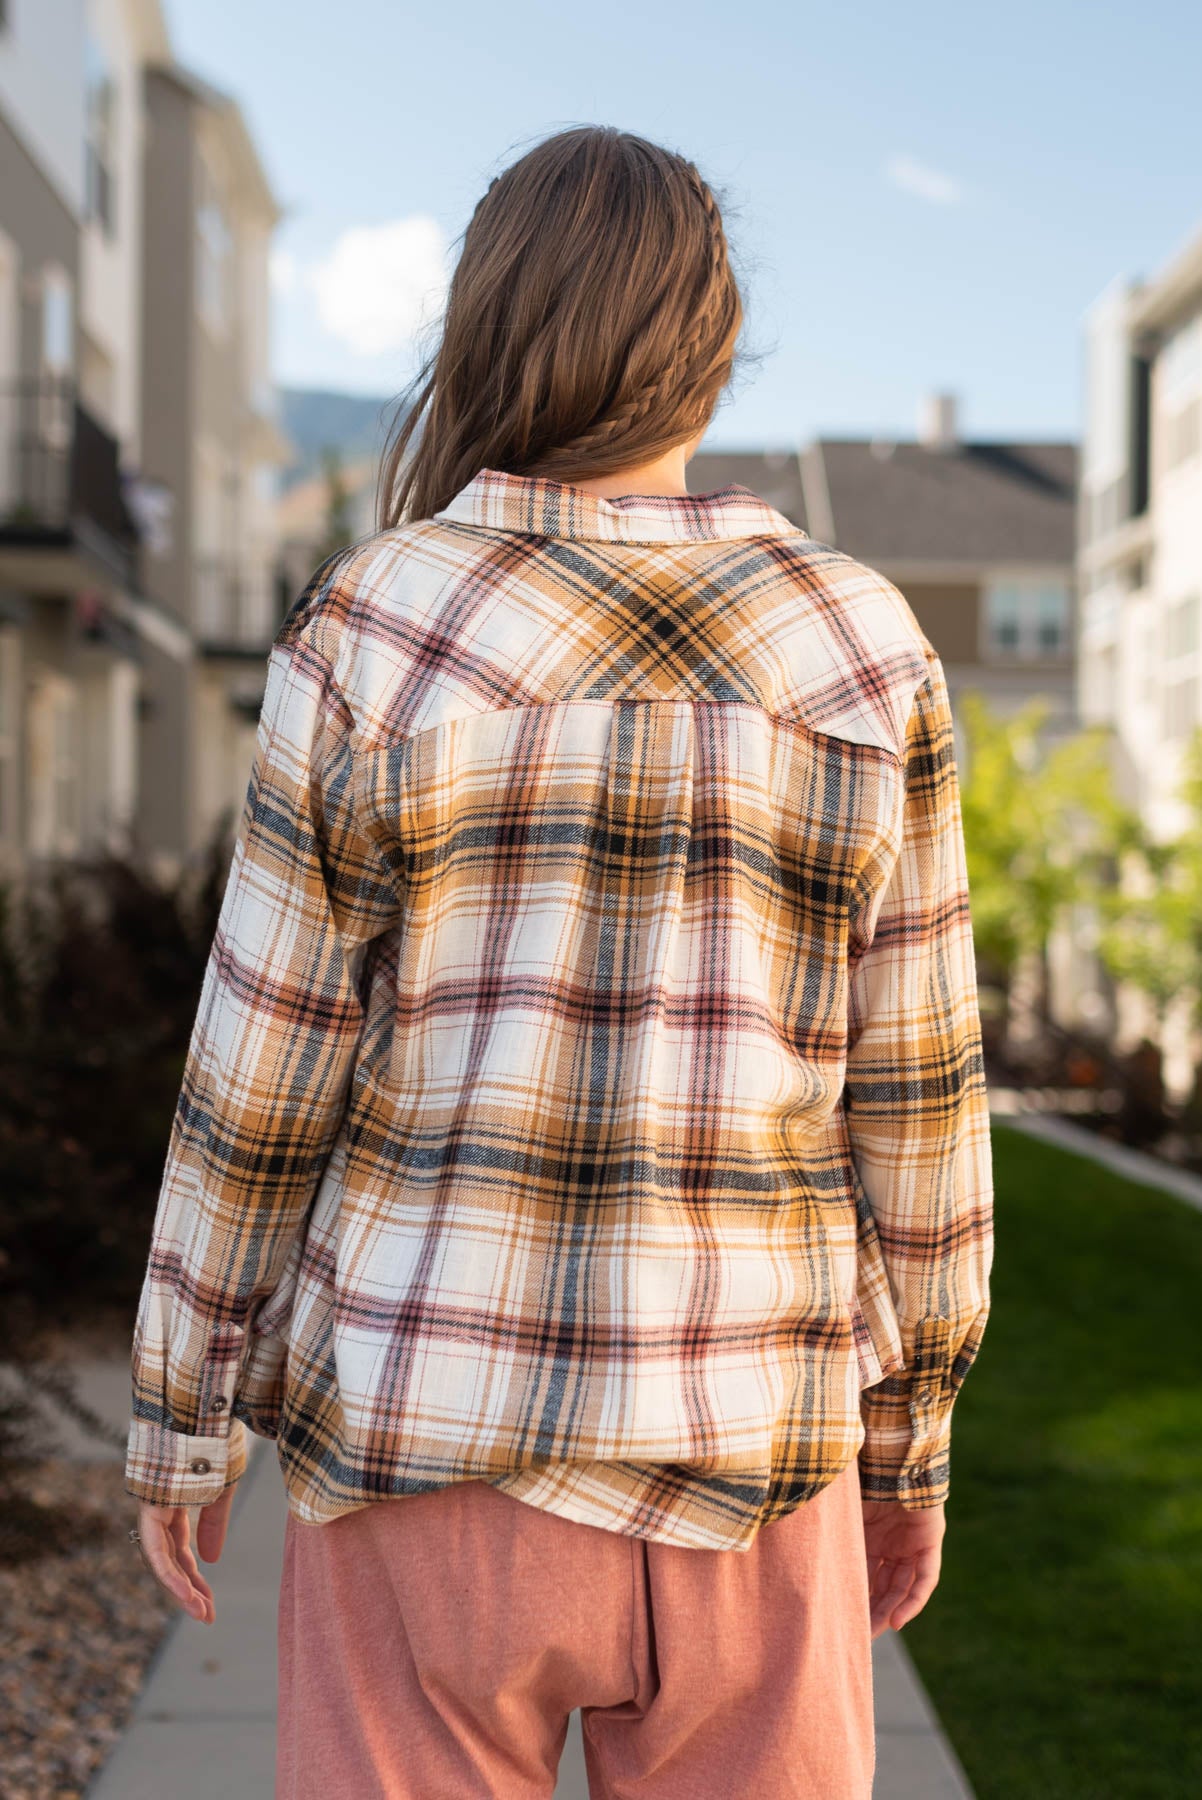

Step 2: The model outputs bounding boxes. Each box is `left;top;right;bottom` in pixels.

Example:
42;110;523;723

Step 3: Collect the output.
276;1457;874;1798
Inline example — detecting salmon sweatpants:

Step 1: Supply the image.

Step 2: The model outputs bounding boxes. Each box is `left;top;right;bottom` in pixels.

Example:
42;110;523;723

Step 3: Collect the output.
276;1456;874;1799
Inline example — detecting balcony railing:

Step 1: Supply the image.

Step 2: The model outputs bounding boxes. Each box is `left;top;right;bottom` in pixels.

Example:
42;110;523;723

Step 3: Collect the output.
194;553;276;652
0;374;140;584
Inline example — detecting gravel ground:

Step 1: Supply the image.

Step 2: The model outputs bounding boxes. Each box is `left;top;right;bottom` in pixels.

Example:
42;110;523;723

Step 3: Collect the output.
1;1457;175;1800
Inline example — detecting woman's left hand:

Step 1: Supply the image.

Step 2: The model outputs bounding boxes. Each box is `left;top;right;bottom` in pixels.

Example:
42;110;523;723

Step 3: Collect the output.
135;1484;237;1624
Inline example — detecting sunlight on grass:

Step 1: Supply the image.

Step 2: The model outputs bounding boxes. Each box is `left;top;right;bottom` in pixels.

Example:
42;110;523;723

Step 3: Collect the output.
898;1123;1202;1799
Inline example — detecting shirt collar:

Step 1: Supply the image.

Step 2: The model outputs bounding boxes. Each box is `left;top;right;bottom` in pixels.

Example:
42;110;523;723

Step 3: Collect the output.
433;466;806;546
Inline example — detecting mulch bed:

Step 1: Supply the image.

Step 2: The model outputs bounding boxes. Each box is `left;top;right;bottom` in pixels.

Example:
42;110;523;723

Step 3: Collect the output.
0;1457;175;1799
1;1313;177;1799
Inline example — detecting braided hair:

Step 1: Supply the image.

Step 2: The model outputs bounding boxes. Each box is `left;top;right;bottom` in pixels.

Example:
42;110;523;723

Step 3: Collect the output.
379;127;743;527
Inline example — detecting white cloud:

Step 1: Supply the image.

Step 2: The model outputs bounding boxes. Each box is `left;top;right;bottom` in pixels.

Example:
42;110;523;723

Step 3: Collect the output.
304;216;450;357
884;154;963;206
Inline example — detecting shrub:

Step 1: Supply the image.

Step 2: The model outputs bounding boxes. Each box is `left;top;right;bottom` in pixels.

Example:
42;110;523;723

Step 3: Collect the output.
0;826;232;1318
0;825;234;1559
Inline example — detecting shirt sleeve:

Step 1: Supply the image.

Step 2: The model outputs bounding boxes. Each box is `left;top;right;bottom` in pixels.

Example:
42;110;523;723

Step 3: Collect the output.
124;611;403;1509
844;652;994;1509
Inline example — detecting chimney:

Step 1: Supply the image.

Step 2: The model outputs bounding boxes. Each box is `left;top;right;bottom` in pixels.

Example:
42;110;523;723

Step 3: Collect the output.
918;391;960;452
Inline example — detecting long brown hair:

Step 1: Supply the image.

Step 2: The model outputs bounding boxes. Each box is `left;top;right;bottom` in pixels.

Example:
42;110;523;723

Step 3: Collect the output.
376;126;744;528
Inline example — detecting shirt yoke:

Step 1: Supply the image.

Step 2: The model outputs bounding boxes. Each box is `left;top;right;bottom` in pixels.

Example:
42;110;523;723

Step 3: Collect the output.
276;520;939;765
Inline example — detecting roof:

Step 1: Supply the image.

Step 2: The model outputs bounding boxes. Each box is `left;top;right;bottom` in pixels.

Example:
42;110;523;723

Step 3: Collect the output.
691;439;1078;568
1127;223;1202;336
687;450;807;529
813;438;1077;566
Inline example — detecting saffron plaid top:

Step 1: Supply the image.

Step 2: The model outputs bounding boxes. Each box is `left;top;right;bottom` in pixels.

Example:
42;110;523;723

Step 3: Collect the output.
124;466;994;1552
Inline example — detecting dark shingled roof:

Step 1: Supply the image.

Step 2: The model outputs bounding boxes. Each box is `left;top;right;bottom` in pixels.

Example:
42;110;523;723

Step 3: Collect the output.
687;450;807;530
813;439;1078;566
691;440;1078;567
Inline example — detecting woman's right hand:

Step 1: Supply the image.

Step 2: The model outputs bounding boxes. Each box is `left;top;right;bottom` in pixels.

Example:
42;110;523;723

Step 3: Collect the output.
861;1498;946;1636
134;1484;237;1625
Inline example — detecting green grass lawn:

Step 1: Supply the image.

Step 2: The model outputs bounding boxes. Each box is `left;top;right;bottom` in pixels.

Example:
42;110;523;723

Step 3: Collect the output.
900;1122;1202;1800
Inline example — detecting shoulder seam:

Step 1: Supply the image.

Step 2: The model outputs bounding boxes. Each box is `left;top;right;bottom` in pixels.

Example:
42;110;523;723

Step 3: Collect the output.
273;536;381;653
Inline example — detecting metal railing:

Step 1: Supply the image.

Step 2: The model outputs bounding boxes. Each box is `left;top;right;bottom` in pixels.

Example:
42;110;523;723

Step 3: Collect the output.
0;374;140;581
194;553;276;650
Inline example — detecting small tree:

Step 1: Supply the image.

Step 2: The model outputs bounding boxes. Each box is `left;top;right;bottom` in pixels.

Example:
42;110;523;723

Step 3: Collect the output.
958;692;1136;1031
315;444;354;563
1098;726;1202;1029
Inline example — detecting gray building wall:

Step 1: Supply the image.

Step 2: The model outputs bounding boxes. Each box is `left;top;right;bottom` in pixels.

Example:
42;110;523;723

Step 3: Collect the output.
136;67;198;860
0;109;80;380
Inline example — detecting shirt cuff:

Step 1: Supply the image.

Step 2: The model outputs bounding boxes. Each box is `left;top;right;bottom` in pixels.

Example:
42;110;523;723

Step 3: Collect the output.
857;1313;957;1509
124;1413;249;1509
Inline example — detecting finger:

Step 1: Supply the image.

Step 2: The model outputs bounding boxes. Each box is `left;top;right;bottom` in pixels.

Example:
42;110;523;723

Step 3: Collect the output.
170;1532;216;1619
196;1487;235;1563
866;1557;898;1640
869;1558;914;1636
166;1511;216;1621
156;1517;211;1622
142;1511;208;1619
144;1510;211;1622
890;1550;942;1630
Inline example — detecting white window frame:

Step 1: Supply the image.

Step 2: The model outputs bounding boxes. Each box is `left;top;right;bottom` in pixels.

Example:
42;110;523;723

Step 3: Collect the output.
0;227;19;517
1159;312;1202;473
0;626;19;848
84;29;118;237
28;671;80;857
41;263;73;376
195;150;233;339
981;570;1073;662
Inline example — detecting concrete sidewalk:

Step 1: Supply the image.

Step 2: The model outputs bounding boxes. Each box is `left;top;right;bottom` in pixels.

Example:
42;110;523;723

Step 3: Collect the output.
81;1425;974;1799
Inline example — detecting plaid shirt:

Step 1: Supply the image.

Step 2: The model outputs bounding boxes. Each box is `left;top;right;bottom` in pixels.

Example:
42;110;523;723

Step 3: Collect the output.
125;467;993;1551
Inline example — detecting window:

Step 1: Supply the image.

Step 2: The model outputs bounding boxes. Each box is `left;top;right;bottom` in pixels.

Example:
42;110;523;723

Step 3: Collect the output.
1165;593;1199;661
39;266;73;451
1081;577;1120;639
84;32;117;236
1086;476;1127;543
196;154;232;336
1035;584;1066;652
1162;593;1201;742
1160;316;1202;405
1164;675;1198;742
1140;625;1158;709
1160;315;1202;472
28;672;80;856
984;577;1071;660
52;683;78;842
41;266;73;374
0;627;18;847
1166;400;1201;470
1130;352;1151;515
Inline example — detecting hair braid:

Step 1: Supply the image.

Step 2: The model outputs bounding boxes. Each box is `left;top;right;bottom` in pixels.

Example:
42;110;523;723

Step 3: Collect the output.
535;168;734;471
378;127;745;524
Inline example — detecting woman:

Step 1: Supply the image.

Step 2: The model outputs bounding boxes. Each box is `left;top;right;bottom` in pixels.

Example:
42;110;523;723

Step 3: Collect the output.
125;125;993;1799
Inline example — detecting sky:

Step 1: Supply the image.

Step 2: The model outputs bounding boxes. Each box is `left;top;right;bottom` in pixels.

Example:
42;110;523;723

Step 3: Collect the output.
164;0;1202;450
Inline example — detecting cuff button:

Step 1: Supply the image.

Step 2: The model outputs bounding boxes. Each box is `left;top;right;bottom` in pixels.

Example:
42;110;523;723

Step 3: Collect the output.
190;1457;212;1474
916;1386;934;1404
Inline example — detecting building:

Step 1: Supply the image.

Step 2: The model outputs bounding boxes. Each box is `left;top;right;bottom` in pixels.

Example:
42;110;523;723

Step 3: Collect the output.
692;396;1079;743
1079;235;1202;839
136;61;290;869
275;451;378;618
0;0;172;875
1077;229;1202;1080
0;3;289;887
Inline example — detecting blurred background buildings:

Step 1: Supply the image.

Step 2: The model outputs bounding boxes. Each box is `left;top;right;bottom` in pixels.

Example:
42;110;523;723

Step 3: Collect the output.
2;0;1202;1082
0;0;289;879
